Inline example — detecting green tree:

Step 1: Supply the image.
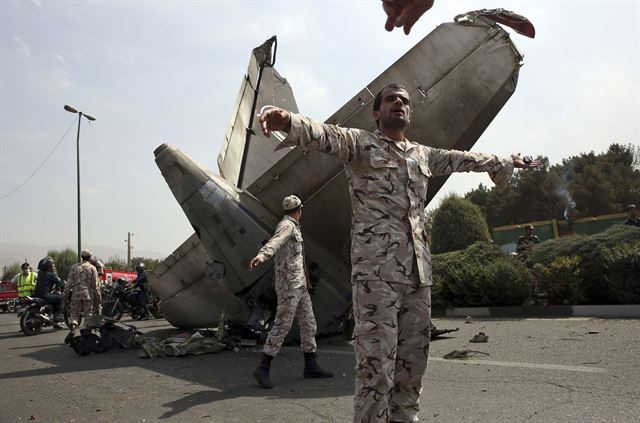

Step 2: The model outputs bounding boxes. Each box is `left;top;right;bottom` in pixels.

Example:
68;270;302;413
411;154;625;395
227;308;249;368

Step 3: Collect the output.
104;256;129;271
130;256;163;271
465;144;640;227
431;194;490;254
2;262;22;281
47;248;77;280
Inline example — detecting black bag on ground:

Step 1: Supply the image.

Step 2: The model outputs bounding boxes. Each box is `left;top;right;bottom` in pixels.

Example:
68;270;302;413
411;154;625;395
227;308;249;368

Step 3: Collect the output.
68;316;140;356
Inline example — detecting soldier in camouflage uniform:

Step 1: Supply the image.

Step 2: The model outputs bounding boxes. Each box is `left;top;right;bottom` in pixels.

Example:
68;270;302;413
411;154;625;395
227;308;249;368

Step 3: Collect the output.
516;224;540;254
64;250;102;344
258;84;540;422
248;194;334;389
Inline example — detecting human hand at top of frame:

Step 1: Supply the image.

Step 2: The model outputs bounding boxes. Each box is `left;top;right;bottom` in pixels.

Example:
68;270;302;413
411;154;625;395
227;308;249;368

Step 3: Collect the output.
382;0;435;35
512;153;542;170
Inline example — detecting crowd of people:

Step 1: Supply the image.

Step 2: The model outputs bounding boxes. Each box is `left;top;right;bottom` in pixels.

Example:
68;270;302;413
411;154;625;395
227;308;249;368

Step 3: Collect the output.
9;253;150;340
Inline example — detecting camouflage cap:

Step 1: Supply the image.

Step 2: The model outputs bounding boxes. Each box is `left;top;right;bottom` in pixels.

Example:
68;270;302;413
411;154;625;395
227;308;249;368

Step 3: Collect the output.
81;249;93;258
524;224;534;230
282;195;302;211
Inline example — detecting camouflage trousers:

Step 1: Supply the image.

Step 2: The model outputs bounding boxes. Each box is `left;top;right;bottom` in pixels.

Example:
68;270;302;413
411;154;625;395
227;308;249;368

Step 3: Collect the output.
68;299;93;326
352;279;431;423
263;287;317;356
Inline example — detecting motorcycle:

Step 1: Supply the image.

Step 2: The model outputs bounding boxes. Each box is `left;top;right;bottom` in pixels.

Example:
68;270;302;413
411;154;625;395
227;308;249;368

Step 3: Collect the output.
102;278;162;321
19;297;69;336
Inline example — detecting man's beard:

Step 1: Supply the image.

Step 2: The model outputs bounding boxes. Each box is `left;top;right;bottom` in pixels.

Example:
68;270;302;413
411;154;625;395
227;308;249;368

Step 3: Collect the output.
381;115;408;129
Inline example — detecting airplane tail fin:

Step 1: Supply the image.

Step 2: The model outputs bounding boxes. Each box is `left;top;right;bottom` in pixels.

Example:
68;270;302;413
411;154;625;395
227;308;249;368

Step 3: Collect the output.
217;36;298;189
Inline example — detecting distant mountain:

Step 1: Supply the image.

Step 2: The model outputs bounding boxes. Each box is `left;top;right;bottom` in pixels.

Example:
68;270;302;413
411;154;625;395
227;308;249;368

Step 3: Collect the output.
0;242;167;270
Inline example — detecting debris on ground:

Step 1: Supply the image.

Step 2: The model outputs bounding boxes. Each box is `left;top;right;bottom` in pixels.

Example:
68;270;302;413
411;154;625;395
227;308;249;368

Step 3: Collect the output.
139;331;226;358
68;315;142;356
469;332;489;343
443;349;490;360
465;316;473;324
431;325;459;339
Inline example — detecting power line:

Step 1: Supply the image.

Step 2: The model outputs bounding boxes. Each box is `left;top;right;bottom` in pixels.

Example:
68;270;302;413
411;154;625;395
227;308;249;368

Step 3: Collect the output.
0;118;77;200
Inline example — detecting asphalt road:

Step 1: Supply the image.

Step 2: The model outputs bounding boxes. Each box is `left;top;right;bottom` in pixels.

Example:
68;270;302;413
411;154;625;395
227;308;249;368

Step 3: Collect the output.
1;312;638;423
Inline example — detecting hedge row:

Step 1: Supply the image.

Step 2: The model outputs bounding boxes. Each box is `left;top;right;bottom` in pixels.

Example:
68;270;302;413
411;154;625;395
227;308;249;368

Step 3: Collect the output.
527;225;640;304
432;242;532;307
430;225;640;306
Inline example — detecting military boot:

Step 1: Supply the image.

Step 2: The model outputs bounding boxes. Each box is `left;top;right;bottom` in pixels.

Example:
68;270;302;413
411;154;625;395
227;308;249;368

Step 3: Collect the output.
303;352;334;378
64;324;77;344
253;353;274;389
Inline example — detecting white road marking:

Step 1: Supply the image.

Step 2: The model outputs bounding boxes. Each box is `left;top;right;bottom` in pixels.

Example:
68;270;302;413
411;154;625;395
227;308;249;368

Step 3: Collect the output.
319;348;607;373
428;357;607;373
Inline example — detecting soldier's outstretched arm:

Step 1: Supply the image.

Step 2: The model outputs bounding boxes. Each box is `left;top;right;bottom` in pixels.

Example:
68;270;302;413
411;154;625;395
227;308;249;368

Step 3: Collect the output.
423;147;516;186
248;222;294;270
259;108;363;163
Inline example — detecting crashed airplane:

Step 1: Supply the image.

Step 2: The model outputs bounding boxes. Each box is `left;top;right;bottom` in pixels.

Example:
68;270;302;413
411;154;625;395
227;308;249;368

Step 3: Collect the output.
150;10;534;337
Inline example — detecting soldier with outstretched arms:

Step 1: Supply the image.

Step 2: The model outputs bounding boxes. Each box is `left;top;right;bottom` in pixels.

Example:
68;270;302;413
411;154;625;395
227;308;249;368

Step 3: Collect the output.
258;83;540;423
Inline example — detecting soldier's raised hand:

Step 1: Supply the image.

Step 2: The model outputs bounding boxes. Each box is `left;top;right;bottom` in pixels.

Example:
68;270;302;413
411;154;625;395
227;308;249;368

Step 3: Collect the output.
382;0;435;35
511;153;542;170
259;107;291;137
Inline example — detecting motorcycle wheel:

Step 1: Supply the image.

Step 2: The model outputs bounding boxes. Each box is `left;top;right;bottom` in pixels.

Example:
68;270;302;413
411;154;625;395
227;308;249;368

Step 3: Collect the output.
20;309;44;336
103;301;124;321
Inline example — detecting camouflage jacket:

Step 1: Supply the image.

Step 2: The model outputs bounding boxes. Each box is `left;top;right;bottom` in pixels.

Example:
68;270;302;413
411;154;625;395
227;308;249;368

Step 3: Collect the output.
277;113;514;286
256;215;309;291
516;235;540;253
66;261;101;302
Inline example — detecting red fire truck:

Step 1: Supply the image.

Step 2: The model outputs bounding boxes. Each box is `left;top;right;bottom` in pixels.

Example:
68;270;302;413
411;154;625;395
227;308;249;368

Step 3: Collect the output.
101;268;138;287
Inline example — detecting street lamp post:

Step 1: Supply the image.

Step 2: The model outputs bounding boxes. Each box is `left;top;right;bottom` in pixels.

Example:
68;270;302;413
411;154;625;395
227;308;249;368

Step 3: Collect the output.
64;105;96;261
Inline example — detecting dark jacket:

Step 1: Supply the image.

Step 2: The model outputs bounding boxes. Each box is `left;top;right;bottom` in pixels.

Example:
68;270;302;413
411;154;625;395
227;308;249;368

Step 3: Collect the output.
133;271;148;290
34;271;63;298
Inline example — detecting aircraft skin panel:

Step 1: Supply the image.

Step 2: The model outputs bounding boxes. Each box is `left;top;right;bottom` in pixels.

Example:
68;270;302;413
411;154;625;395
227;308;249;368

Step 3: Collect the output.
217;37;298;190
241;66;299;189
149;233;250;328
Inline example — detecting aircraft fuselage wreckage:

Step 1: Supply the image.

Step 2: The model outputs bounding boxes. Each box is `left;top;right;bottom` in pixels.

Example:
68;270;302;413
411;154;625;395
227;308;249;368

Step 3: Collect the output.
151;10;533;339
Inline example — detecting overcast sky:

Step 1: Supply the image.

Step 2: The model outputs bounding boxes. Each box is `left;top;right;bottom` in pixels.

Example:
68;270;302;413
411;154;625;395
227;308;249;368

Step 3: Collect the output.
1;0;638;263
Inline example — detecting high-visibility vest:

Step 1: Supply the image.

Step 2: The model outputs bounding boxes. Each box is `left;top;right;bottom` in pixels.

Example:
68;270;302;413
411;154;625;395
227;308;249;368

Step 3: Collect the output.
17;272;37;297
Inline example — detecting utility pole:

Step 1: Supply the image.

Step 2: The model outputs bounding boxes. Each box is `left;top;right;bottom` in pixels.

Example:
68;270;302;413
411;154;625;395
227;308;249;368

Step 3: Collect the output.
64;105;96;261
125;232;133;270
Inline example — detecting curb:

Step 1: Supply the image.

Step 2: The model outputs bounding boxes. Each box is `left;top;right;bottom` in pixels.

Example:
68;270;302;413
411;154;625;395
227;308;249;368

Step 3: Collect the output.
432;304;640;319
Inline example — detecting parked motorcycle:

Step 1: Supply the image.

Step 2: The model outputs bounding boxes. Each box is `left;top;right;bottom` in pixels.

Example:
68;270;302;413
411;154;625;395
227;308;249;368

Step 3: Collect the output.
102;278;161;321
19;297;69;336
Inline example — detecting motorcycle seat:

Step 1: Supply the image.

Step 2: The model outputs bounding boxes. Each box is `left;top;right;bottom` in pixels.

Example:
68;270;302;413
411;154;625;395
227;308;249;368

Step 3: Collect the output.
25;297;48;306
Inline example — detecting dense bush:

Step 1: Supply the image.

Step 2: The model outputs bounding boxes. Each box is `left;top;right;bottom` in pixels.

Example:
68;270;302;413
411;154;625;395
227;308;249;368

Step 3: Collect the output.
432;242;533;307
602;240;640;304
1;262;22;281
527;225;640;304
537;256;585;305
431;195;490;254
47;248;77;281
